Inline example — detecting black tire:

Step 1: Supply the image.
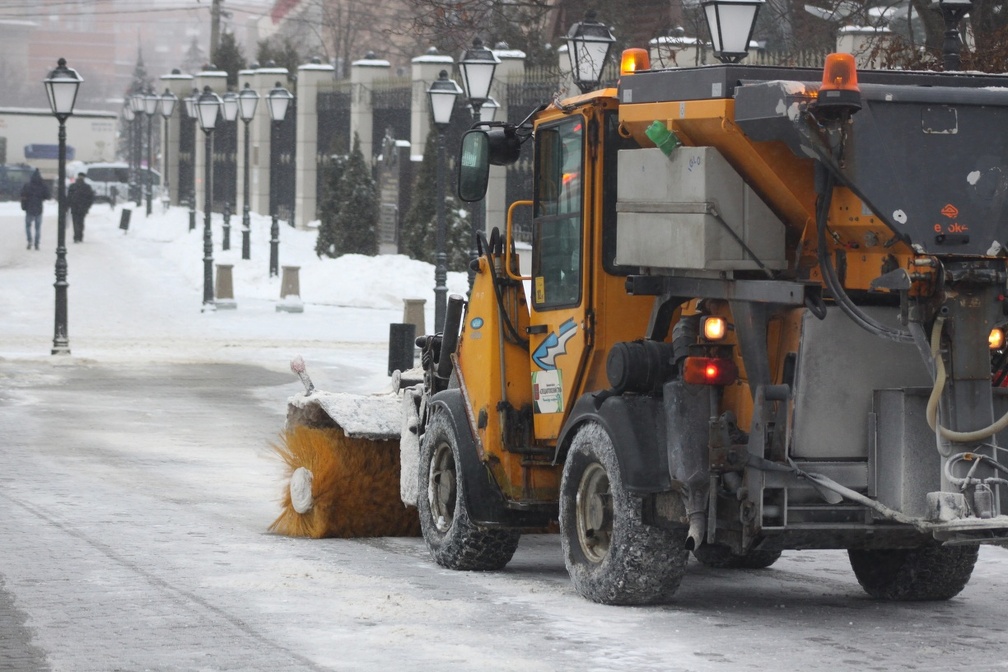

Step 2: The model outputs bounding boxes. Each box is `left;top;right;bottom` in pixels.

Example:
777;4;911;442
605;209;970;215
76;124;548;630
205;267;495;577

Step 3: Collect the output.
693;543;782;569
559;422;689;605
848;544;979;601
417;410;520;571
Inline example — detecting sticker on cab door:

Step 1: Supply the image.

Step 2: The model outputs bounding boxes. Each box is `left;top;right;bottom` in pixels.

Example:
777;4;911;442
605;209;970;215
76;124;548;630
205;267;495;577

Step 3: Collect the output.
532;369;564;414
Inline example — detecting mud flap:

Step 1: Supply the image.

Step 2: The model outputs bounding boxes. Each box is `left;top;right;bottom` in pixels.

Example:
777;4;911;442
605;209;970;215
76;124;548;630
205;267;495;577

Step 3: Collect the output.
663;379;713;549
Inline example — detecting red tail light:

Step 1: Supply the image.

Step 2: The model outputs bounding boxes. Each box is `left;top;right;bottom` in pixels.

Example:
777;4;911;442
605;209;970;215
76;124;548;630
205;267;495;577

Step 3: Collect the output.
682;357;739;386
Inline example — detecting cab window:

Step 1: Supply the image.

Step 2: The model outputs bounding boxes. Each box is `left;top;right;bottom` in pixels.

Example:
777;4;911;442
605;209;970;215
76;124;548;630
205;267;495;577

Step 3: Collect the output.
532;117;583;308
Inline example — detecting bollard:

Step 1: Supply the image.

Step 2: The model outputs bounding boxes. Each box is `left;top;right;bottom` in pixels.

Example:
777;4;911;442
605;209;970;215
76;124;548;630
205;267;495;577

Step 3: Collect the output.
215;264;237;310
388;323;417;376
119;208;131;232
276;265;304;313
402;298;427;337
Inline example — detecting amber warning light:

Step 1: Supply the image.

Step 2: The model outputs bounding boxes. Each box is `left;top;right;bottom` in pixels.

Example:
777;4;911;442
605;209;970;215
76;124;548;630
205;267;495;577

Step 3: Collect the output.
817;52;861;111
621;49;650;77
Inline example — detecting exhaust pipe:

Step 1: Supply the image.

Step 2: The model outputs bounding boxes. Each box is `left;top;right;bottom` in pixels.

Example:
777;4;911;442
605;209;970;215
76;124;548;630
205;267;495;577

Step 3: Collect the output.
437;294;466;380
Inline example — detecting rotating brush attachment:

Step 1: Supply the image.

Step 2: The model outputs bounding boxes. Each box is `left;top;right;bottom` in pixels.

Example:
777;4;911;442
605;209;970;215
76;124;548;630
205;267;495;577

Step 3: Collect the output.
268;424;421;538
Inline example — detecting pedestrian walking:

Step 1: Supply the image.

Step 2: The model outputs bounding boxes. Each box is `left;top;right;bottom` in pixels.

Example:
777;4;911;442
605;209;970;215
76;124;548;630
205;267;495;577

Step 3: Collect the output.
68;172;95;243
20;169;50;250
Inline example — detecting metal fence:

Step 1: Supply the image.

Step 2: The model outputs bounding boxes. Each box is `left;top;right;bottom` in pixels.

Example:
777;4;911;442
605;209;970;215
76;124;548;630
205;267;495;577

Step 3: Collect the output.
371;79;411;162
212;118;237;212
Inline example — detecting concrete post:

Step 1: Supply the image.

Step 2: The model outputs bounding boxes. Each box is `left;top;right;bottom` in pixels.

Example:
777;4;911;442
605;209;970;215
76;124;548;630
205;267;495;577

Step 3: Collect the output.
649;36;704;68
249;66;290;217
277;265;304;313
485;45;525;242
837;26;892;69
410;48;454;163
159;72;193;206
193;70;228;214
350;53;391;166
215;264;236;309
295;60;335;230
402;298;426;336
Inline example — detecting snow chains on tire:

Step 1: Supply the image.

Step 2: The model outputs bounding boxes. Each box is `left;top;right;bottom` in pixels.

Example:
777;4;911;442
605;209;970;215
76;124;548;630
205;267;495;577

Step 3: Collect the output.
847;544;979;601
417;410;520;571
560;421;690;605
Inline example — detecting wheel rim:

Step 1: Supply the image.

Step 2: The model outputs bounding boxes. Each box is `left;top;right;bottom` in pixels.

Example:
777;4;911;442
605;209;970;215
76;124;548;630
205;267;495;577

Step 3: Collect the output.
428;441;457;533
575;462;612;563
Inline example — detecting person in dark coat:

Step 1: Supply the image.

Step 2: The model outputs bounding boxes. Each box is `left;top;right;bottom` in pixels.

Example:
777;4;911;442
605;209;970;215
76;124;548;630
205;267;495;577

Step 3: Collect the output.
67;172;95;243
20;169;50;250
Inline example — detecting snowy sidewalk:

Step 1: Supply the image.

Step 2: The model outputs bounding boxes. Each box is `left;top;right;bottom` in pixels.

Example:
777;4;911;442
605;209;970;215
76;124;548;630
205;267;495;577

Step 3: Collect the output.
0;200;467;390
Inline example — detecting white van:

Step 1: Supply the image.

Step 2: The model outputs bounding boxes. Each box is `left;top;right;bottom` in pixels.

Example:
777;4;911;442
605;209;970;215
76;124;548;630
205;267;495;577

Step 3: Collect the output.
84;162;161;205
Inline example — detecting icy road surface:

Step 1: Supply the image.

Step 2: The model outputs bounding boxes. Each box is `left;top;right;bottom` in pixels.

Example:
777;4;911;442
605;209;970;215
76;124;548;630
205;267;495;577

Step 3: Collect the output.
4;363;1008;671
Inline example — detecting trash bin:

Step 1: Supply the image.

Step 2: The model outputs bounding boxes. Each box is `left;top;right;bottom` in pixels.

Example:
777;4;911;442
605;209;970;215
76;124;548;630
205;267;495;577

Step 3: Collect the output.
388;323;416;376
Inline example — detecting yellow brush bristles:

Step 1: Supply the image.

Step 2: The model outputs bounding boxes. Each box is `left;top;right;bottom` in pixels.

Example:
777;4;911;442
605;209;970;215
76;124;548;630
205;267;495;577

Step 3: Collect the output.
268;425;420;538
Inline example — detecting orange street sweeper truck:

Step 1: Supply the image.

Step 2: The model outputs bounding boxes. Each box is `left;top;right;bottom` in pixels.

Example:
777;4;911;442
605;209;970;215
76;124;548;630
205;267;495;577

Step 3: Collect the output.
280;48;1008;605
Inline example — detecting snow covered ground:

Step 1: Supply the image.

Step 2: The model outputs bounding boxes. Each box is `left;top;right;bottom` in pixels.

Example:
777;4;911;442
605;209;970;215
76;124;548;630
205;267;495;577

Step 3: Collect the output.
0;198;469;388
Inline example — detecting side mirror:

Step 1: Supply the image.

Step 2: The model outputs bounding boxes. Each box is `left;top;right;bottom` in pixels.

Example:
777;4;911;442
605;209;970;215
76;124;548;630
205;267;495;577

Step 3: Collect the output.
457;126;522;203
458;130;490;202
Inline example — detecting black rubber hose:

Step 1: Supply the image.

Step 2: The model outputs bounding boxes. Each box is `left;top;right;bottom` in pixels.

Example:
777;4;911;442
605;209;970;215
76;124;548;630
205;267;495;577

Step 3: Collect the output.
815;170;913;344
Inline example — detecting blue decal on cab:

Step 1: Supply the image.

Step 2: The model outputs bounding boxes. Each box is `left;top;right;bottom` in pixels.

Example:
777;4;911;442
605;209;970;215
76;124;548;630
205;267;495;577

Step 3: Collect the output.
531;318;577;370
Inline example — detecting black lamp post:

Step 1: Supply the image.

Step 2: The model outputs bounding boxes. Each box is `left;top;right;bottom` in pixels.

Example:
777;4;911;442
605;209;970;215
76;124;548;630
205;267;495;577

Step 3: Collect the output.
185;89;198;231
43;57;83;355
122;104;135;206
159;88;178;205
938;0;973;71
427;69;462;331
458;38;500;288
701;0;764;63
143;89;159;216
196;86;222;311
266;81;293;278
565;11;616;93
130;92;145;204
238;82;259;261
220;91;239;251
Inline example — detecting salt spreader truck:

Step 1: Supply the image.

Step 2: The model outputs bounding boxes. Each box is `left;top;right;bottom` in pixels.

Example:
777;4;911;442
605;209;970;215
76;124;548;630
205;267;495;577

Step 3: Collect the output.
284;46;1008;605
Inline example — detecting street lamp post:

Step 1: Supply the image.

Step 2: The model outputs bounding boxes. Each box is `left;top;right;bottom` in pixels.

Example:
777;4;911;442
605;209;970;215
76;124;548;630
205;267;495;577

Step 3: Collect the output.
237;82;259;261
143;89;159;216
220;92;239;251
938;0;973;71
185;89;198;231
43;57;83;355
427;69;462;331
700;0;764;64
458;38;500;288
196;86;222;311
130;92;145;205
565;11;617;93
122;104;135;206
159;88;178;205
266;81;293;278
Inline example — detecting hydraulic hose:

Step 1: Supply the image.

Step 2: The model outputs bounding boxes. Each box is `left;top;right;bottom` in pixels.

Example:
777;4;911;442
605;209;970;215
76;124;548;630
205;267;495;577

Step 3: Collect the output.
815;171;913;343
925;317;1008;443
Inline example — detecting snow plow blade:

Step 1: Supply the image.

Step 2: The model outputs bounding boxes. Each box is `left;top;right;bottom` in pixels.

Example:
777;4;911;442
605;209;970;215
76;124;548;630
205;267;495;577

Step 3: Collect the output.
269;357;420;539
